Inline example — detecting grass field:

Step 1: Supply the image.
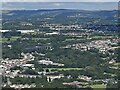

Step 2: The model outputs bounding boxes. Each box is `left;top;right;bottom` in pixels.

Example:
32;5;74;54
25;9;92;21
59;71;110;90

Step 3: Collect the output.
90;84;106;90
65;38;88;41
114;63;120;66
91;36;115;39
0;37;49;42
0;36;21;43
44;68;83;71
32;38;50;41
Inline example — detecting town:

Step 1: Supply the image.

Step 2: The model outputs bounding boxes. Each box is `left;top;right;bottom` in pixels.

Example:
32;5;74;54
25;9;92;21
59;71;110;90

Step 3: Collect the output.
0;8;119;89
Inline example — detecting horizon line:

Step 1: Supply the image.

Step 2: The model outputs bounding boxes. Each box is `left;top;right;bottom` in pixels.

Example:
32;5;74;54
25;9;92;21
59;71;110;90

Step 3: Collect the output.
1;8;118;11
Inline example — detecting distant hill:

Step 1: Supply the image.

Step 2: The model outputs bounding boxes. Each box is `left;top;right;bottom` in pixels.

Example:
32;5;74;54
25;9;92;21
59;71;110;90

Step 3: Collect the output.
2;9;118;31
2;9;117;21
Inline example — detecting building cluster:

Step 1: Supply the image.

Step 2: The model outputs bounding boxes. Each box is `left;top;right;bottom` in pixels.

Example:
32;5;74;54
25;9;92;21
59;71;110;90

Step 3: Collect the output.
0;53;34;72
41;24;83;30
3;81;36;89
63;81;88;86
20;22;33;26
18;74;42;78
0;53;35;78
63;39;118;54
46;74;64;82
78;75;92;81
0;30;35;33
38;59;64;66
0;52;65;89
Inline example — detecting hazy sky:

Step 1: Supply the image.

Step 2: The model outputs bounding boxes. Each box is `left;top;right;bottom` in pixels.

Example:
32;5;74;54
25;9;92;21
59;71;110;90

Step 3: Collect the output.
1;2;118;10
1;0;119;2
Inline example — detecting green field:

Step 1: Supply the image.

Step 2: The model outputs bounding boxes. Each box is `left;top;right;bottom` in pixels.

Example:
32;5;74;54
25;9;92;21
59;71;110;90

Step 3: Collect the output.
90;84;106;90
65;38;87;41
0;37;49;43
114;63;120;66
32;38;50;41
91;36;115;39
0;36;21;43
44;68;83;71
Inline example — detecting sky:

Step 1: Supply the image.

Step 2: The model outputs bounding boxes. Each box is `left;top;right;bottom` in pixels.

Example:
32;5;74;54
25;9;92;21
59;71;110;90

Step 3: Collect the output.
1;0;120;2
0;0;119;10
